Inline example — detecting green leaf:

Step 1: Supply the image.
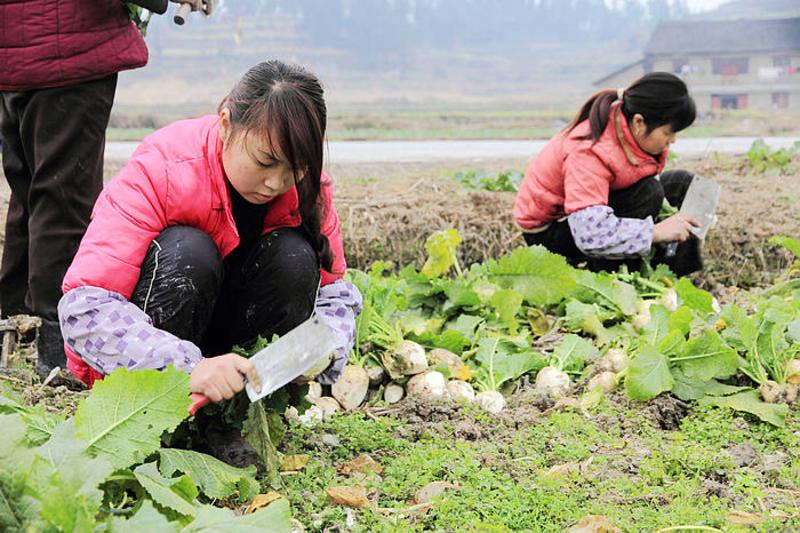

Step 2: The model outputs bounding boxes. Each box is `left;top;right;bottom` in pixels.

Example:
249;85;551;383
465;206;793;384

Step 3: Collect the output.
30;420;114;533
564;300;614;345
133;462;198;517
474;337;544;390
0;414;39;532
698;390;788;427
108;500;179;532
181;499;292;532
421;229;462;278
640;304;670;345
447;315;484;343
573;271;638;316
159;449;259;502
668;306;694;336
489;289;523;333
670;368;707;401
769;235;800;257
626;345;674;401
74;367;190;469
676;330;739;382
488;246;577;306
675;278;714;314
242;402;283;490
551;334;595;373
443;279;481;313
657;329;686;357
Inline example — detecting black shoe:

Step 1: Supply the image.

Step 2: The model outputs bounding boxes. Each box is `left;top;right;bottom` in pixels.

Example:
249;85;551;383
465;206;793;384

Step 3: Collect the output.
36;319;67;381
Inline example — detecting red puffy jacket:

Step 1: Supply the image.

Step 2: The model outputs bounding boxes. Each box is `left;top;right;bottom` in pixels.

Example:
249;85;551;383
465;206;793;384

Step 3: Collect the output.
514;101;668;230
62;114;347;385
0;0;148;91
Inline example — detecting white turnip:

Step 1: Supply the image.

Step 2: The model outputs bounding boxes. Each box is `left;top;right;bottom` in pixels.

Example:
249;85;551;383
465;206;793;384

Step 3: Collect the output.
306;381;322;401
302;352;334;379
381;340;428;379
760;380;799;404
446;380;475;403
331;365;370;410
406;371;447;401
312;396;341;421
786;359;800;385
476;390;505;414
597;348;629;373
384;382;405;404
534;366;571;400
632;313;651;331
366;365;386;387
428;348;465;375
661;288;678;312
587;371;616;393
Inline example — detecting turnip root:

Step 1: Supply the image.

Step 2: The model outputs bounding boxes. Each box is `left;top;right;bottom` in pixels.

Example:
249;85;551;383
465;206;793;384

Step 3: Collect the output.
535;366;571;400
447;380;475;403
384;382;405;404
312;396;341;421
786;359;800;385
632;313;651;331
428;348;465;375
302;352;334;379
476;390;505;414
331;365;369;410
587;371;616;393
306;381;322;401
661;288;678;312
597;348;629;373
406;371;447;401
366;365;386;387
286;405;323;428
760;380;799;404
381;340;428;380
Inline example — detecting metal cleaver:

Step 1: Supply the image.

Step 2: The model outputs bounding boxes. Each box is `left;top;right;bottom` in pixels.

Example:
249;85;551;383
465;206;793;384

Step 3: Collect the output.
188;313;344;415
665;175;721;257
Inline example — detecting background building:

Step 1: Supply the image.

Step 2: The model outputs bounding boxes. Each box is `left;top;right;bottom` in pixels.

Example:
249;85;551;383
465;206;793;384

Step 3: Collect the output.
595;17;800;113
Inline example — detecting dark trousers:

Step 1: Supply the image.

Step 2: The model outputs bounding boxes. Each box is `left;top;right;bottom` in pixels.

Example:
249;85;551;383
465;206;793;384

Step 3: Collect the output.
129;226;320;356
524;169;702;276
0;74;117;320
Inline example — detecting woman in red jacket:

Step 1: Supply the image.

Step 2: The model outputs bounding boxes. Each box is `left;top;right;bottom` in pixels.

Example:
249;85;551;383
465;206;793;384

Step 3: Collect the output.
514;72;701;275
58;61;362;405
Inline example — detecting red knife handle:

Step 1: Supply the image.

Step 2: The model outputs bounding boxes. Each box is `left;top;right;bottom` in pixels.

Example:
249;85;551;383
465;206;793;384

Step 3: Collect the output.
189;393;210;416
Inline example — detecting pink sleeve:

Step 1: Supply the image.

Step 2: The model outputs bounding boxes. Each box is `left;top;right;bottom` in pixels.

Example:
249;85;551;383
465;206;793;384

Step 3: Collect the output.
62;147;169;299
562;148;614;215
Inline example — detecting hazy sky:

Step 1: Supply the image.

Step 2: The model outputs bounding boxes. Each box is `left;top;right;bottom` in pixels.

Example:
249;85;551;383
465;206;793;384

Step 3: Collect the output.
685;0;731;11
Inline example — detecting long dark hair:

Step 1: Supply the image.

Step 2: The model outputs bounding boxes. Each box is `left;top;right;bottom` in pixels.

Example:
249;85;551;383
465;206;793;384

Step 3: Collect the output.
219;60;333;271
566;72;696;143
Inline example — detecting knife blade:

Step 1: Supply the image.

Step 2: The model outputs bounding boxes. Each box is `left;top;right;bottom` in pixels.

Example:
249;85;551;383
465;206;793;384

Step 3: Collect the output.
665;175;721;257
188;313;344;415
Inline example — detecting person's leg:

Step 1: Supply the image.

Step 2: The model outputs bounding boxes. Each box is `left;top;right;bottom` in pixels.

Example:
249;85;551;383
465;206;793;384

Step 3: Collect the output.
0;91;33;317
129;226;224;346
14;75;118;375
523;220;585;265
201;227;320;355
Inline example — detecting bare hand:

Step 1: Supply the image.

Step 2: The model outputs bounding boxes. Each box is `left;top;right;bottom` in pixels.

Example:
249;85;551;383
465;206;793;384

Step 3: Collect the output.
653;213;701;243
190;353;261;403
169;0;214;15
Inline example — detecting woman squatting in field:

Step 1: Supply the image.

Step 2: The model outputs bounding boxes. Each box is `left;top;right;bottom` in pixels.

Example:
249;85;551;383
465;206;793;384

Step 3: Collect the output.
514;72;703;275
57;60;362;405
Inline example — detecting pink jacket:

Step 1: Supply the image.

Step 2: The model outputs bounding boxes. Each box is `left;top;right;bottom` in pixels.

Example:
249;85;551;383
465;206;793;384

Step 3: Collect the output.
514;101;668;230
0;0;147;91
62;114;346;383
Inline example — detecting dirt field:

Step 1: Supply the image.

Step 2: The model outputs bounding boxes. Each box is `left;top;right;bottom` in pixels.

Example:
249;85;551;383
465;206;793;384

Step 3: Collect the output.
1;153;797;293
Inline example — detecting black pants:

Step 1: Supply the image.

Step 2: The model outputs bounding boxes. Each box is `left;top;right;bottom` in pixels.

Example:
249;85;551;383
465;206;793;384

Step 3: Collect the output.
524;169;702;276
0;74;117;320
129;226;320;356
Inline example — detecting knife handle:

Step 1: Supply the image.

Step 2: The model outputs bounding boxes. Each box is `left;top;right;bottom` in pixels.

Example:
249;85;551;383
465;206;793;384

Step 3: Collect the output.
188;393;210;416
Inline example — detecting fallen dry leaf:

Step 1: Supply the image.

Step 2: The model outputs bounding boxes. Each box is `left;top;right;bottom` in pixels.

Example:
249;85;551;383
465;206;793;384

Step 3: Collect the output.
245;492;283;514
327;485;370;508
452;365;473;382
726;510;766;525
280;454;310;472
337;453;383;476
566;515;621;533
541;458;593;481
413;481;459;505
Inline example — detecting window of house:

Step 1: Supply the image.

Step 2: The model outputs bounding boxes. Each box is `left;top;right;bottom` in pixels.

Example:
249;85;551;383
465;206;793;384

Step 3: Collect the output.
772;92;789;109
672;58;690;75
712;57;748;76
773;56;791;68
711;94;748;110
